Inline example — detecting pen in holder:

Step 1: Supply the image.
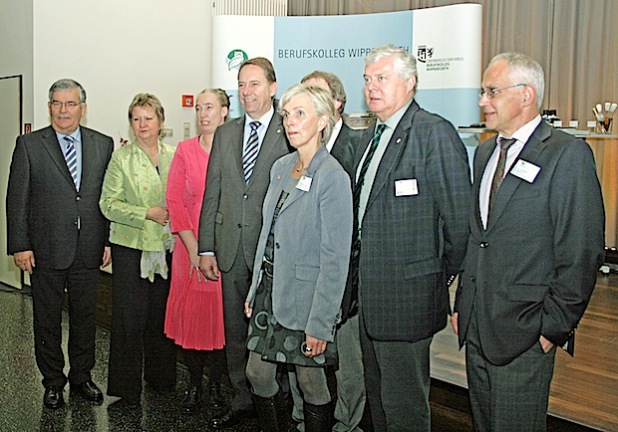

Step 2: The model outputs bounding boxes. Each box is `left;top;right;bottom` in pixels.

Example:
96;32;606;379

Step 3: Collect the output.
593;101;616;134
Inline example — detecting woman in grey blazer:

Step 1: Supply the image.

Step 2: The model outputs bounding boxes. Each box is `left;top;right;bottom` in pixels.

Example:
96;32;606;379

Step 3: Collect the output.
244;84;352;431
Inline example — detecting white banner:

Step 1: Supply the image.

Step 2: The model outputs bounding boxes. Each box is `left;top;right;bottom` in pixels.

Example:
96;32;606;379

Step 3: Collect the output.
212;4;482;129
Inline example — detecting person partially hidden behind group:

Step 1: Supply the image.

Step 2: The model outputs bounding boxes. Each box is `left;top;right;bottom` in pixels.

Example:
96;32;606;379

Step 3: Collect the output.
244;84;353;432
100;93;177;409
164;89;230;414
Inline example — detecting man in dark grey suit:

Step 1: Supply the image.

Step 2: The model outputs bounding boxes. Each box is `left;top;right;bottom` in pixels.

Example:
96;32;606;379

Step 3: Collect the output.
452;52;605;431
6;79;113;409
353;45;470;431
198;57;291;429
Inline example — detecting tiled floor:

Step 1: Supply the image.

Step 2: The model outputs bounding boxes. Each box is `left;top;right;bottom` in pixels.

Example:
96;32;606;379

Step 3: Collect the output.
0;285;279;432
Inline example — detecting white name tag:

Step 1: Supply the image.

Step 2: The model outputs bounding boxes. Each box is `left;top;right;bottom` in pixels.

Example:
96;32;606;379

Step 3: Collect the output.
510;159;541;183
297;175;312;192
395;179;418;196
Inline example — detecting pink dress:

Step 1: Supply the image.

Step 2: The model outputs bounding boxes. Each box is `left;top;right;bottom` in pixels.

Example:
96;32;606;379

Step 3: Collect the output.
164;136;225;350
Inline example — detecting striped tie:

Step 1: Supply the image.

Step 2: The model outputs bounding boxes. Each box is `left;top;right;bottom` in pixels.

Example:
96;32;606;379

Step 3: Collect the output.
242;121;261;182
63;136;78;187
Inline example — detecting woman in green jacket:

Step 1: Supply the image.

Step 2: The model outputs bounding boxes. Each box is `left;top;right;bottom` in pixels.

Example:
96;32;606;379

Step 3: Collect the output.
100;93;176;409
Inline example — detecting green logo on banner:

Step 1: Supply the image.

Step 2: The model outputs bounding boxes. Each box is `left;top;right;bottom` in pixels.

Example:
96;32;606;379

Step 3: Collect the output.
227;50;248;71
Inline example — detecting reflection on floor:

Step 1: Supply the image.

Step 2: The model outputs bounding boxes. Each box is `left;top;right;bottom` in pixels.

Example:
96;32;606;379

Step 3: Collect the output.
0;285;275;432
0;279;608;432
431;272;618;432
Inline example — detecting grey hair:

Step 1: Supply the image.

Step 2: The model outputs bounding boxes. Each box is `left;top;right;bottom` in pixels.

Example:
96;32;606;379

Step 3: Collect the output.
48;79;86;104
301;70;347;114
365;45;418;91
279;84;336;145
488;52;545;110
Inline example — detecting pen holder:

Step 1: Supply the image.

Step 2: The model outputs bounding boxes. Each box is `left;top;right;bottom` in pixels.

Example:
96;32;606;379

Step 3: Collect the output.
598;117;613;134
593;101;616;134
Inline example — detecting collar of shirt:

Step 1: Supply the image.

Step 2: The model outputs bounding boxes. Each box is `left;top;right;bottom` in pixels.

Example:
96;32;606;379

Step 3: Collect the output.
244;106;275;145
56;127;82;151
325;118;343;153
496;114;542;150
382;98;413;132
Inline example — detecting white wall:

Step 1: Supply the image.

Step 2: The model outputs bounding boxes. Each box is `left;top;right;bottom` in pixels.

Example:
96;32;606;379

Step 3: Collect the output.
33;0;213;146
0;0;34;122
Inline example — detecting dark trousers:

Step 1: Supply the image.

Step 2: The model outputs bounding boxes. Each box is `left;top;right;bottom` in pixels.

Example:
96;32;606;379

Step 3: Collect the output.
184;348;226;387
107;244;176;400
31;250;99;388
220;242;253;410
360;312;432;432
466;312;556;432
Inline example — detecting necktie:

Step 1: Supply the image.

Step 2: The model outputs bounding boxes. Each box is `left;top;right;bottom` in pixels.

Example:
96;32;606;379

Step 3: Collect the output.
353;123;387;241
488;137;516;213
242;121;261;182
63;136;78;187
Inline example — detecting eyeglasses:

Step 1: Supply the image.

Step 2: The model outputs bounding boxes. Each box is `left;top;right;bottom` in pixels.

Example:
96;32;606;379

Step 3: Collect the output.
479;83;527;99
50;100;82;109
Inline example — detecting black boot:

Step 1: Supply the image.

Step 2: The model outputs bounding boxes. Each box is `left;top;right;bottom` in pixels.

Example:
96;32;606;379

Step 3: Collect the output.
181;386;202;414
207;382;225;409
304;400;332;432
251;393;279;432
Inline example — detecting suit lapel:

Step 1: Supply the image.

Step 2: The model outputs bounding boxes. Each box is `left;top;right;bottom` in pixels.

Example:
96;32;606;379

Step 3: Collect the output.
331;123;349;160
472;139;496;233
365;102;419;212
485;121;551;231
232;118;245;181
280;146;329;214
80;127;94;190
250;113;285;186
41;126;75;188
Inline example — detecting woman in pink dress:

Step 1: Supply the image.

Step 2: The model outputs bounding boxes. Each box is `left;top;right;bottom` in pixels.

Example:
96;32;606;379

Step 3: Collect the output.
165;89;229;414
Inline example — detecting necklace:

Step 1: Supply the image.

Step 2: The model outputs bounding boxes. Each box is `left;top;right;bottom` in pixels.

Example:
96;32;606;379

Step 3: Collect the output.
294;160;306;173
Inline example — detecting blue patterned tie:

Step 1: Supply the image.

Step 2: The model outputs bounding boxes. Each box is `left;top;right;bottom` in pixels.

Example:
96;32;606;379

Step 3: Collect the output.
242;121;261;182
63;136;78;187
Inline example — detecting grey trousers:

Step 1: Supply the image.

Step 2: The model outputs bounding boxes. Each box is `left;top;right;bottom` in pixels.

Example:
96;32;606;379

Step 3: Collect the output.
360;314;432;432
466;312;556;432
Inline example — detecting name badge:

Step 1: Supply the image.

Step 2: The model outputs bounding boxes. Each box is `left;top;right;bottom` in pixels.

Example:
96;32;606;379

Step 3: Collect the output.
395;179;418;196
297;175;312;192
510;160;541;183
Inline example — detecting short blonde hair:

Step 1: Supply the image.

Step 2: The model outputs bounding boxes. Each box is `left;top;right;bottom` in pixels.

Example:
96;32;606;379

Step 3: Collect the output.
279;84;336;144
128;93;165;135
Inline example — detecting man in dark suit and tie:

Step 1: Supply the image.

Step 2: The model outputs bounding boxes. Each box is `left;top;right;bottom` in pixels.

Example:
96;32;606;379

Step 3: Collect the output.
353;45;471;431
198;57;291;429
452;52;605;431
6;79;113;409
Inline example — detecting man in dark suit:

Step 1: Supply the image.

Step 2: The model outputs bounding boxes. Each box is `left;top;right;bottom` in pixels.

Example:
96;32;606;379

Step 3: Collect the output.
452;52;605;431
6;79;113;409
353;45;471;431
198;57;291;429
295;70;363;432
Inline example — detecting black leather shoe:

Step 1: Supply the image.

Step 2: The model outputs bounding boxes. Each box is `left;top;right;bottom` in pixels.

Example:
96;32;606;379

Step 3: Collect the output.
43;386;64;409
70;380;103;402
181;386;202;414
207;383;225;409
209;407;255;429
